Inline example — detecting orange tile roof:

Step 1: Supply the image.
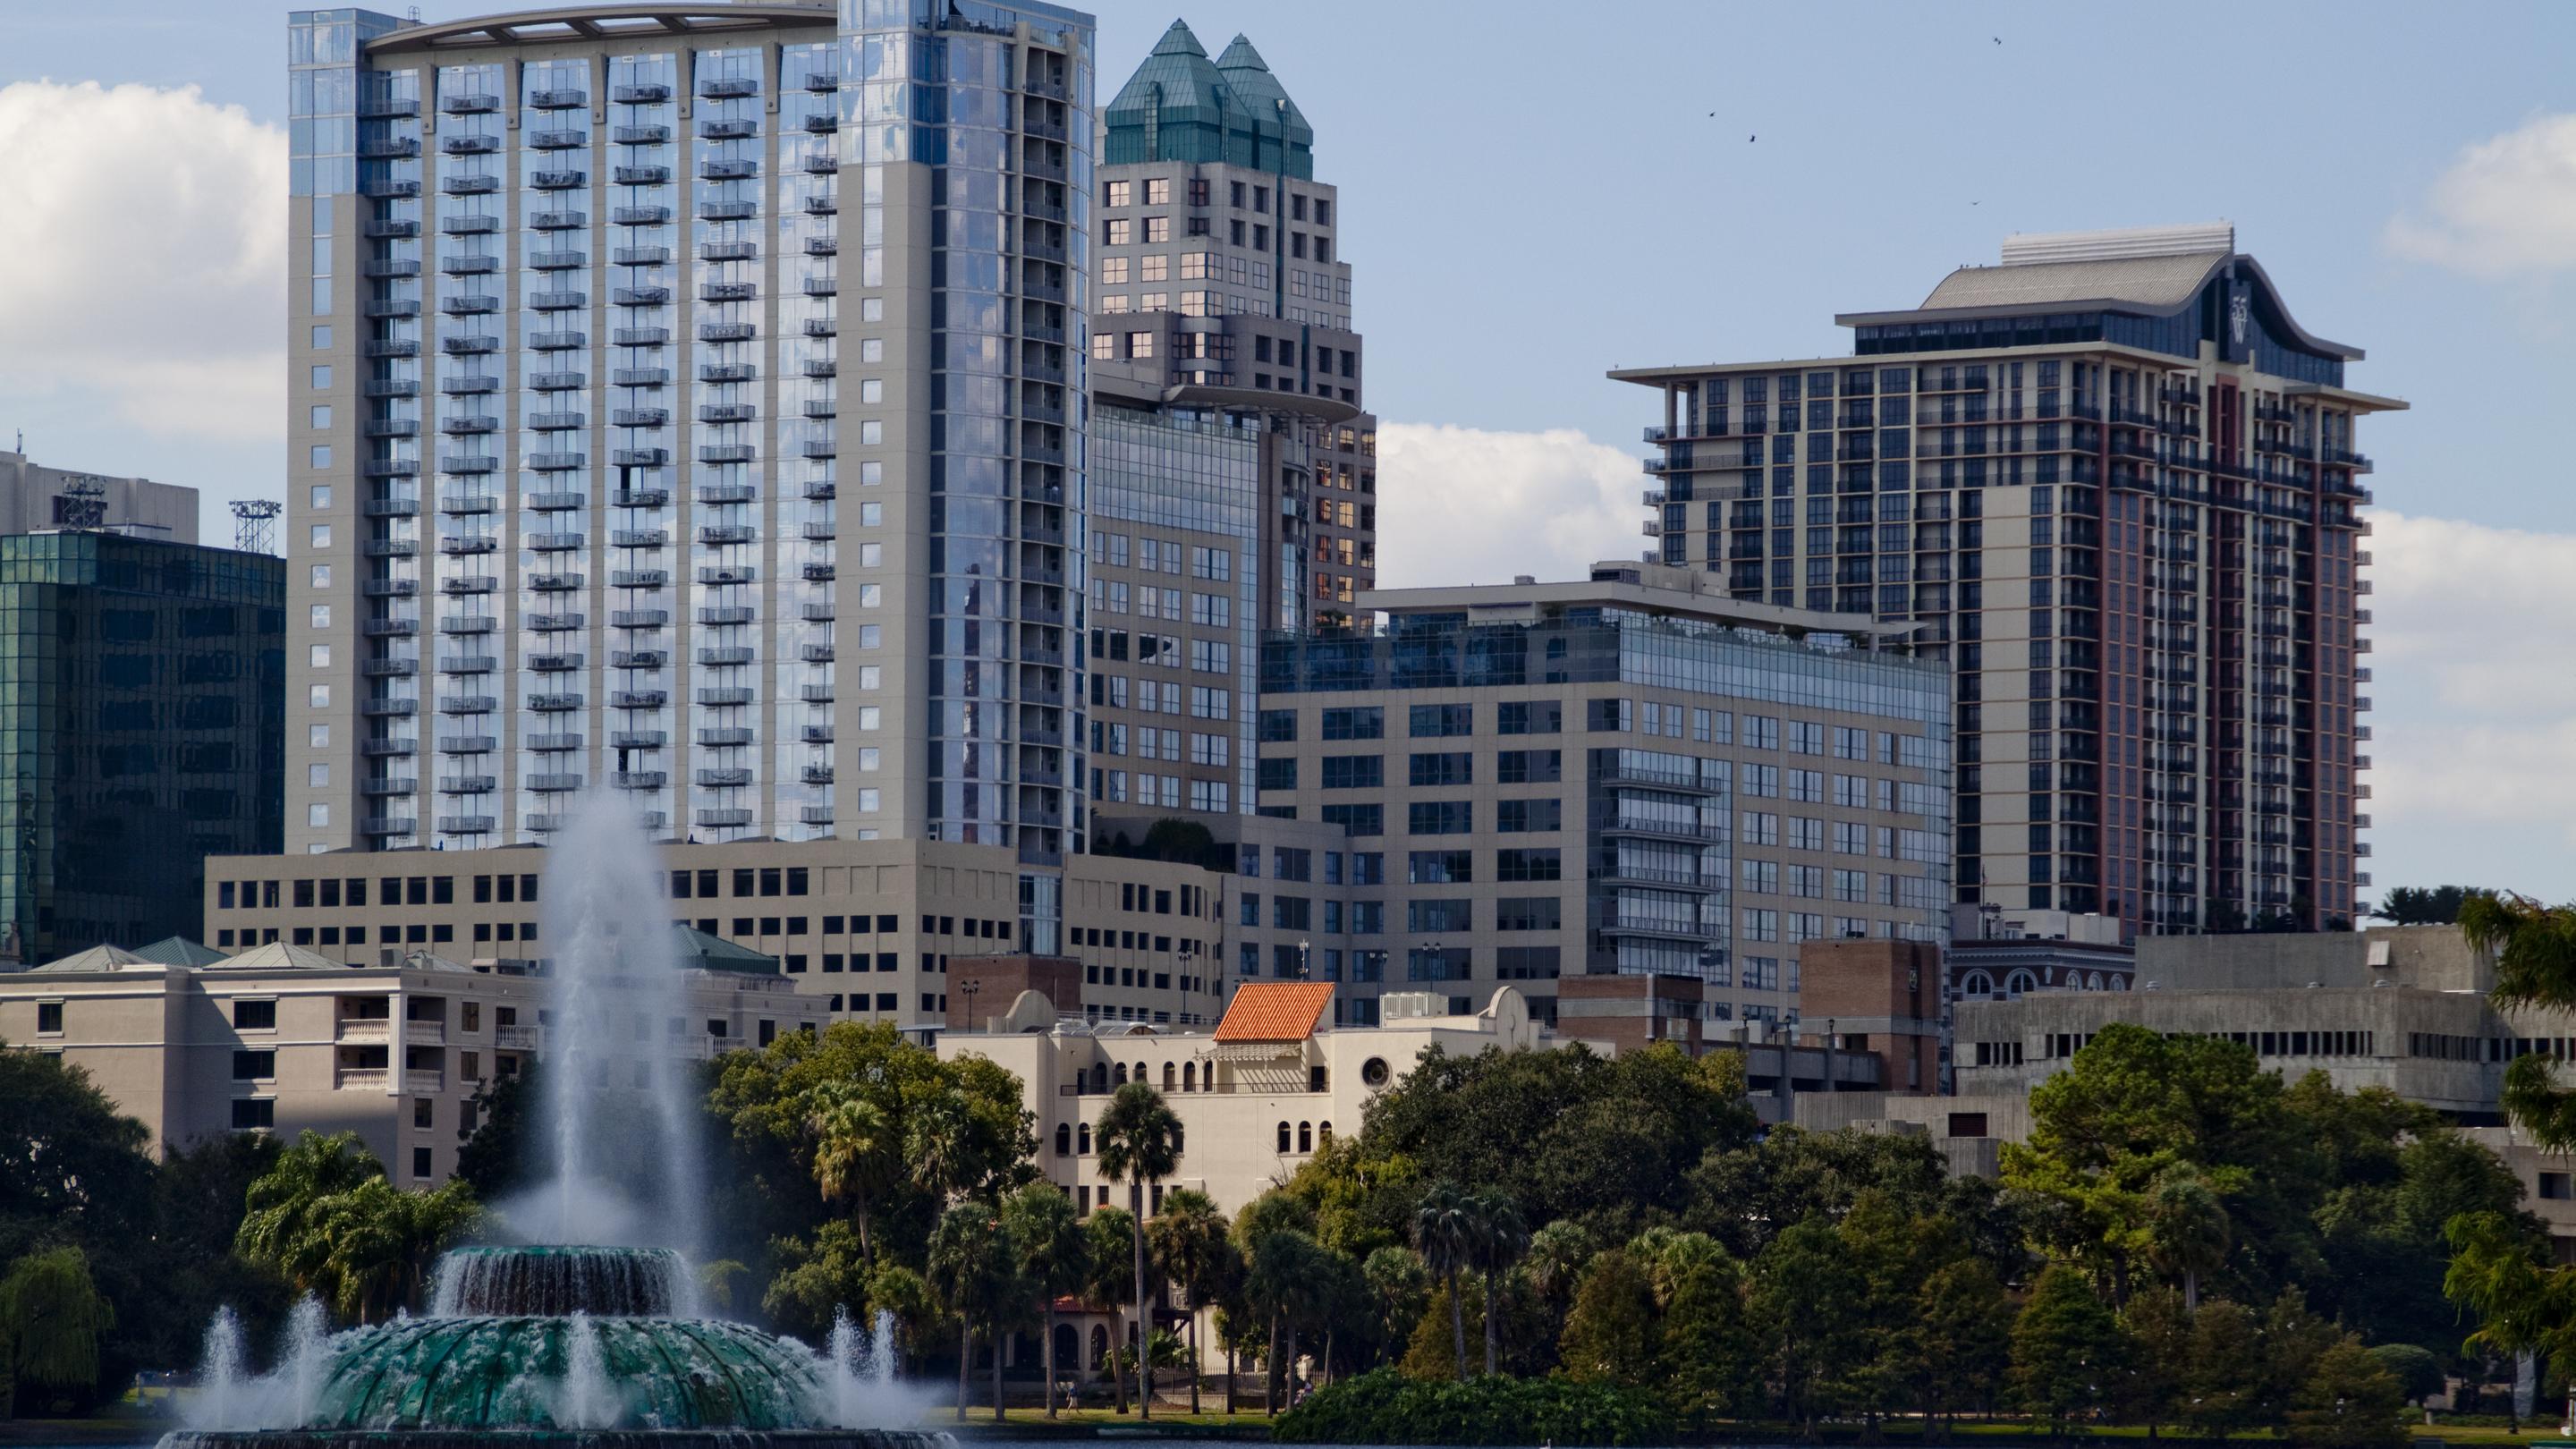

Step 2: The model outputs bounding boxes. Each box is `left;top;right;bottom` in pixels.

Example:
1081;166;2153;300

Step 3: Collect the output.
1211;981;1336;1043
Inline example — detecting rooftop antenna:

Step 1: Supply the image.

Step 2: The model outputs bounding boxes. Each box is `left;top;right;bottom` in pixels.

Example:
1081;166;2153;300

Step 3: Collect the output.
232;498;283;555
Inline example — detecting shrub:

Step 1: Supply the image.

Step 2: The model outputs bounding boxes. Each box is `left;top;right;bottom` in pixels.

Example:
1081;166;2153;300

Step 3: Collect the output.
1274;1367;1674;1445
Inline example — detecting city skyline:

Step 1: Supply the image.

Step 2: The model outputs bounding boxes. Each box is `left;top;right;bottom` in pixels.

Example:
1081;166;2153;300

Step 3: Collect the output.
2;0;2574;904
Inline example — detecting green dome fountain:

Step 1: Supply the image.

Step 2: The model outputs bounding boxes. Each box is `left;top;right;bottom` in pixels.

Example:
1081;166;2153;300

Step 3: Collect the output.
161;1246;936;1449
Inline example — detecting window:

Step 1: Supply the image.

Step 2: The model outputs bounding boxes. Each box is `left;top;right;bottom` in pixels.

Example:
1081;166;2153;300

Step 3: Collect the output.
1408;801;1472;835
234;999;278;1030
1496;700;1562;735
35;1002;63;1035
1321;707;1384;740
1319;754;1383;790
1496;848;1562;882
1409;703;1472;737
1409;752;1472;787
1496;798;1562;833
232;1098;275;1131
233;1049;276;1079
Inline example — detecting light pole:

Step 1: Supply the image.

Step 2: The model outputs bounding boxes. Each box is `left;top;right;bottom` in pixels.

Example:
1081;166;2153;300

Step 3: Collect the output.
1297;937;1310;979
961;977;981;1032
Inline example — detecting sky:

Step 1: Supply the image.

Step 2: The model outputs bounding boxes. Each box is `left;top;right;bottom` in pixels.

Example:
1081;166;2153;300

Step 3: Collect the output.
3;0;2574;907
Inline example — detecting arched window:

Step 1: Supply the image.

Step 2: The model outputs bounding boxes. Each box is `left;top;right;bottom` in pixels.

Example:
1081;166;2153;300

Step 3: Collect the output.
1079;1123;1092;1155
1162;1061;1176;1090
1298;1121;1313;1153
1276;1121;1291;1153
1114;1061;1129;1085
1318;1121;1333;1144
1089;1324;1109;1369
1182;1062;1196;1092
1960;970;1994;996
1089;1063;1107;1092
1054;1123;1072;1157
2085;971;2104;991
2006;969;2038;996
1055;1323;1080;1377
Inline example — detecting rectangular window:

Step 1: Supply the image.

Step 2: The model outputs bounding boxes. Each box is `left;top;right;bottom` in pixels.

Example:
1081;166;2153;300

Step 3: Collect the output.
1408;801;1473;835
1408;751;1472;787
1321;707;1384;740
1408;703;1473;737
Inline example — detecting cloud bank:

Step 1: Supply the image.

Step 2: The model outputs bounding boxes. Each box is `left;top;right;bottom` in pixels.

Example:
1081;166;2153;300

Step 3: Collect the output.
0;80;286;440
2386;112;2576;276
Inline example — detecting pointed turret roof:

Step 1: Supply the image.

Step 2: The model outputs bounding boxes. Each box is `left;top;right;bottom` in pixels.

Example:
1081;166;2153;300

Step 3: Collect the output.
1102;19;1315;180
1214;34;1309;145
28;943;155;975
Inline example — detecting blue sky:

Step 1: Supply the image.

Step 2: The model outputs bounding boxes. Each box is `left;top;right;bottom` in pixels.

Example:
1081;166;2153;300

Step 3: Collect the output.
4;0;2573;907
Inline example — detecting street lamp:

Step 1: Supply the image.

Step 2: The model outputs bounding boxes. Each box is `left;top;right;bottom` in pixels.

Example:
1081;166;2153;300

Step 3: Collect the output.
1297;938;1310;979
961;977;981;1030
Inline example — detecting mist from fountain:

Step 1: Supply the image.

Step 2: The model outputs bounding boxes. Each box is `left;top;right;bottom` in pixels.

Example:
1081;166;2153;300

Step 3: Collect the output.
184;1298;336;1433
495;789;704;1261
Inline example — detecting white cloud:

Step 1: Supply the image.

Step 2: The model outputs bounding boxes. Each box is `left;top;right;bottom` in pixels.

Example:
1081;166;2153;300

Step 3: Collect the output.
2356;509;2576;893
0;80;285;441
2386;113;2576;276
1373;422;1646;589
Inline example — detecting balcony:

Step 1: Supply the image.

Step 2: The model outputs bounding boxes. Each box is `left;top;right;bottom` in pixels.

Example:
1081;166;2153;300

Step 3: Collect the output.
335;1068;391;1091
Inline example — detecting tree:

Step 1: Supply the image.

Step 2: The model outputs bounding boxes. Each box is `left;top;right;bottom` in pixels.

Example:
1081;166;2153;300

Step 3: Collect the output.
1148;1187;1234;1411
1750;1217;1870;1433
763;1221;873;1340
925;1200;1017;1424
2181;1300;2267;1438
2143;1163;2231;1309
2367;1343;2443;1408
2373;886;2482;926
233;1131;386;1301
455;1064;538;1199
2260;1287;2342;1429
1093;1082;1181;1419
1411;1182;1477;1378
311;1177;480;1321
1917;1258;2011;1432
1084;1207;1141;1413
1657;1246;1752;1426
1245;1226;1327;1407
2288;1338;2409;1449
1363;1044;1754;1241
2119;1284;2192;1436
1463;1189;1529;1377
1360;1247;1429;1369
0;1248;112;1419
2012;1264;2130;1438
808;1082;895;1265
1556;1247;1657;1387
1002;1183;1088;1420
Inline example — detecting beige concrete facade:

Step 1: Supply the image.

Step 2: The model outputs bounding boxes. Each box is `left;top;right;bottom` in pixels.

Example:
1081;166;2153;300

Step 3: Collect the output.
936;983;1566;1218
0;450;199;544
2;950;537;1177
208;835;1241;1030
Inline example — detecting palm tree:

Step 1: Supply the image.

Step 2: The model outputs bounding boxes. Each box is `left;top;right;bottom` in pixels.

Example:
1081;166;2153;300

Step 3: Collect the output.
1001;1182;1089;1420
234;1131;384;1298
808;1083;894;1264
1463;1189;1529;1376
316;1177;482;1321
1148;1187;1235;1413
0;1247;113;1418
2143;1164;2230;1310
926;1200;1016;1425
1082;1207;1140;1413
1411;1182;1476;1378
906;1090;977;1206
1244;1228;1323;1412
1093;1081;1182;1419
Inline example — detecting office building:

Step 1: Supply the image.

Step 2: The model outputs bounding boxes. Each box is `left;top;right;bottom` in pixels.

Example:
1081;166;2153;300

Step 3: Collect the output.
0;532;284;968
1945;901;2135;998
1080;21;1377;826
1254;561;1953;1030
205;835;1235;1030
287;0;1097;953
1617;224;2401;936
0;449;199;543
0;928;822;1173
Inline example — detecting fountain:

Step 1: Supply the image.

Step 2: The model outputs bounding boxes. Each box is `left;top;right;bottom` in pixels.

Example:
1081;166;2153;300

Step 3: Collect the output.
165;793;933;1449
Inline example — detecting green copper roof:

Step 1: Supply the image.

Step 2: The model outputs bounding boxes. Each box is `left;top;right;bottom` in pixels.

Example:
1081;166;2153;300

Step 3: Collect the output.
1103;19;1313;180
132;936;228;967
674;923;780;976
1214;34;1310;146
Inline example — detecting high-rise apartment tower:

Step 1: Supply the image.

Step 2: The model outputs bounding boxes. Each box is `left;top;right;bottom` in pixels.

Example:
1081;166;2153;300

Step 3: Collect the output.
288;0;1096;948
1617;225;2400;936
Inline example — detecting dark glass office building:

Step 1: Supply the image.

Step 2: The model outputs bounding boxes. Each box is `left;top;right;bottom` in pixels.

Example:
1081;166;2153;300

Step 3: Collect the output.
0;533;285;965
